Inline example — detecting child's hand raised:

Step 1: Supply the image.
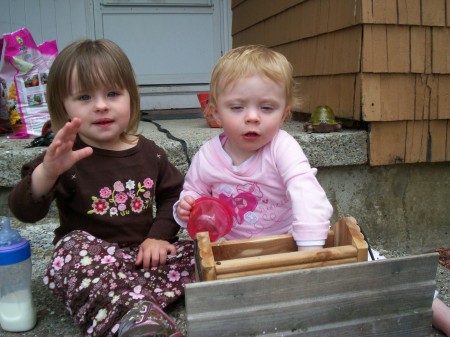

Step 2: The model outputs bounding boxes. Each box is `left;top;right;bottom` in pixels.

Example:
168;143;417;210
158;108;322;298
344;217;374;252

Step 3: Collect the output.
31;118;93;198
136;238;177;270
176;195;196;222
42;118;93;178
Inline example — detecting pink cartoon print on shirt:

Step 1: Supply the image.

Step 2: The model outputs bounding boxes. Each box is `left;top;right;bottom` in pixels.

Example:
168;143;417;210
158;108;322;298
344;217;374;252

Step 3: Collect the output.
218;182;292;238
218;183;262;224
88;178;154;217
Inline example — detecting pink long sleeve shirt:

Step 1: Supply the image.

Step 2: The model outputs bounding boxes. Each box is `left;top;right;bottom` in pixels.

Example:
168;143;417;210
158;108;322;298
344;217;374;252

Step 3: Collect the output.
175;130;334;246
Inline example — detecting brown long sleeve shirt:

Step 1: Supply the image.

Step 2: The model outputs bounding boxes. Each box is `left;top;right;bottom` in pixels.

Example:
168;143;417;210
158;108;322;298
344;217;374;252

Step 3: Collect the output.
8;135;184;245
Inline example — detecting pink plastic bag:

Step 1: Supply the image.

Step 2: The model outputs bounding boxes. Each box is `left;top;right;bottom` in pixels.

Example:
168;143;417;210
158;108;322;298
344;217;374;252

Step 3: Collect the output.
0;27;58;138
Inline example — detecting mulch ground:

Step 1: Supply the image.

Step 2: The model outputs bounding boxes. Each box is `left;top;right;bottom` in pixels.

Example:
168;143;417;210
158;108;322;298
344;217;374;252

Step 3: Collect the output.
436;247;450;269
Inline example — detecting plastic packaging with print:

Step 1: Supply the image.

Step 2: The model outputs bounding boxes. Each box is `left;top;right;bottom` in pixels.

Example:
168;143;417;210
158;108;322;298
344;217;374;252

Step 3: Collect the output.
0;27;57;138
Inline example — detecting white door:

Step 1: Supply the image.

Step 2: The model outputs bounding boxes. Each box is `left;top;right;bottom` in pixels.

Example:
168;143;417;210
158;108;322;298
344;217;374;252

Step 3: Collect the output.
92;0;231;110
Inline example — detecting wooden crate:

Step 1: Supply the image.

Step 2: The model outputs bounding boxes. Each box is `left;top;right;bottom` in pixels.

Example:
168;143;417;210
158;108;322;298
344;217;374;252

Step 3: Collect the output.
194;217;368;281
185;217;439;336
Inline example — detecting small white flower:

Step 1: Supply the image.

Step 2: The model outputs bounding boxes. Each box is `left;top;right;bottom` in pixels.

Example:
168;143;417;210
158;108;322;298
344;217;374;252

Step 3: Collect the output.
126;179;136;190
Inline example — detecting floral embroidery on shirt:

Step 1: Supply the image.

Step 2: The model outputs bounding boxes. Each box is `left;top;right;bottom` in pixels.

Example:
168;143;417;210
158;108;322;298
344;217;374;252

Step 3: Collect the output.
88;178;154;217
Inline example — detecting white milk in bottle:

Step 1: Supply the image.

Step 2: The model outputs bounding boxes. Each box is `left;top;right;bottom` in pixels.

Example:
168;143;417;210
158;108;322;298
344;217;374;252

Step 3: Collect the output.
0;216;37;332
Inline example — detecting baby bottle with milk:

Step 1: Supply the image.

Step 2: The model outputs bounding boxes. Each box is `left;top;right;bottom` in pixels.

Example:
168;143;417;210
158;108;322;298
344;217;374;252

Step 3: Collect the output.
0;216;37;332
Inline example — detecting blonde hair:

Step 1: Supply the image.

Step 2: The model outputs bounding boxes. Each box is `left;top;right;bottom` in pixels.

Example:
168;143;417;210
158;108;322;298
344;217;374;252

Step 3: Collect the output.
46;39;140;141
207;45;300;117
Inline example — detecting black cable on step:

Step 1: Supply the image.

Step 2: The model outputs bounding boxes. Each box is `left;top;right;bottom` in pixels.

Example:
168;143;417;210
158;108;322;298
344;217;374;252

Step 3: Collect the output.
142;116;191;166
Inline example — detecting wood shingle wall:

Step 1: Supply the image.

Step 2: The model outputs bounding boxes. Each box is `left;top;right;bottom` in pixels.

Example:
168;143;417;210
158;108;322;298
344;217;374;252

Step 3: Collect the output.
232;0;450;165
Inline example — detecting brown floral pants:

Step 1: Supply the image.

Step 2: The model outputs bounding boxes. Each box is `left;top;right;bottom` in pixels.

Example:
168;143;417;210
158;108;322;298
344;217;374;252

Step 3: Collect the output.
43;230;195;336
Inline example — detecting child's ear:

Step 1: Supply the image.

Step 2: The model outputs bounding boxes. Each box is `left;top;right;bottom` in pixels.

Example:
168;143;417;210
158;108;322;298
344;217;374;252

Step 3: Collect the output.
283;105;291;121
211;105;222;126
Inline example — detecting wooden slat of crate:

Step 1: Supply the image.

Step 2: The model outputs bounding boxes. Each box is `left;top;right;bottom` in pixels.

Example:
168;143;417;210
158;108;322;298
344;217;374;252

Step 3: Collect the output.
214;241;356;272
214;247;358;280
194;233;216;281
209;230;335;262
211;234;297;259
334;217;368;261
185;253;438;337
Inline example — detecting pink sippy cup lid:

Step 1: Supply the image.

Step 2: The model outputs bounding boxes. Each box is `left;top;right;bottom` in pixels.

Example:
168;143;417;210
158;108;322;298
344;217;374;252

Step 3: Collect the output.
187;197;233;242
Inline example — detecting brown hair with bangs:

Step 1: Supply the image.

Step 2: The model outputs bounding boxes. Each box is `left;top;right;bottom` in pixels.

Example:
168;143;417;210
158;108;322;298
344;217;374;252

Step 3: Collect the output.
206;45;300;119
46;39;140;141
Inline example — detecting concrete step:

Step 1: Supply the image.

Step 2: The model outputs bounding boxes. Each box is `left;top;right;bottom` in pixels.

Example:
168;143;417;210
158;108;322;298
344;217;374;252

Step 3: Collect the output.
0;118;367;187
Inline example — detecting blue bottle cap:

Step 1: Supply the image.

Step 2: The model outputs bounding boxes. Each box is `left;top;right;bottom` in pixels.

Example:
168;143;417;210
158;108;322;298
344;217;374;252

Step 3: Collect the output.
0;217;31;265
